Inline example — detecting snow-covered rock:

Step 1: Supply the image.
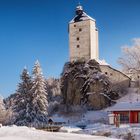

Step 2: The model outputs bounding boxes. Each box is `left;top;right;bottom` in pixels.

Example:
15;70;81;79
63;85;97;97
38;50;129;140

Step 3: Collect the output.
61;59;117;111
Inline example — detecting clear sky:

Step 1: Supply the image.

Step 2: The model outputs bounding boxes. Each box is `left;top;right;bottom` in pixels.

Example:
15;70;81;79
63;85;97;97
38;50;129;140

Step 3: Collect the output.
0;0;140;97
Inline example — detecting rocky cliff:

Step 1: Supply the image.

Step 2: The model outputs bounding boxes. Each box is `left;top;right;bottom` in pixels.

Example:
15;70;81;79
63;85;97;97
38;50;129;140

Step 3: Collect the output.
61;59;118;110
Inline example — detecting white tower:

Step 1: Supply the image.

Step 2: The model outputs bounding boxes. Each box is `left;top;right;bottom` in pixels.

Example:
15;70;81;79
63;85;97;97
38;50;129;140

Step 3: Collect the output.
69;4;99;61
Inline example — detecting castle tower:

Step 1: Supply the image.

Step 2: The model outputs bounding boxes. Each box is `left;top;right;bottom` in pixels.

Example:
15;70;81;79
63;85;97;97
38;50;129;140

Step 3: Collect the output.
69;4;99;61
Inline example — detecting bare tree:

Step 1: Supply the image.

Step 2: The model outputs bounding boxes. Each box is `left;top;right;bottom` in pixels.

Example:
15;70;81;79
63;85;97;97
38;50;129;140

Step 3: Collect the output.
118;38;140;90
0;96;13;125
118;38;140;72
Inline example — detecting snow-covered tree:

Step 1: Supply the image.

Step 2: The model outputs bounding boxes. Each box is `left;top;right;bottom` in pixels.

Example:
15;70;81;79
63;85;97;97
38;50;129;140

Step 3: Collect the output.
46;78;61;102
0;96;6;124
46;78;62;115
17;67;32;95
118;38;140;72
0;96;12;125
30;60;48;127
11;67;33;125
6;62;49;127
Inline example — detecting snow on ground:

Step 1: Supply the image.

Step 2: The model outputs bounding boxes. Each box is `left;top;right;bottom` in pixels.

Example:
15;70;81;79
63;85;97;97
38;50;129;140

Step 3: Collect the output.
60;123;140;140
60;125;82;133
0;126;119;140
117;88;140;103
1;88;140;140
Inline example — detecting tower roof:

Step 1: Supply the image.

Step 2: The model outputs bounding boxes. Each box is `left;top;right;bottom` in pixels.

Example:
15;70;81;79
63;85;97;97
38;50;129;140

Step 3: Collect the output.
69;4;95;23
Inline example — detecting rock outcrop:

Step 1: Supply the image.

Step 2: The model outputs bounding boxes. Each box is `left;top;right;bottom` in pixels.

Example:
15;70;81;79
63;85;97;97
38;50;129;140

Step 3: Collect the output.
61;59;118;110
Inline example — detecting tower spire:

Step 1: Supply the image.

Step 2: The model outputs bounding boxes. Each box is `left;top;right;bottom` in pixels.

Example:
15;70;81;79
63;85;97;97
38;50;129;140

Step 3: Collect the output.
78;1;81;6
76;2;83;15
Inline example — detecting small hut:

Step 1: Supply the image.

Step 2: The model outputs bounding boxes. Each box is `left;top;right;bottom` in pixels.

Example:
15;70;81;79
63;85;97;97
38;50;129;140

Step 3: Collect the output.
108;102;140;125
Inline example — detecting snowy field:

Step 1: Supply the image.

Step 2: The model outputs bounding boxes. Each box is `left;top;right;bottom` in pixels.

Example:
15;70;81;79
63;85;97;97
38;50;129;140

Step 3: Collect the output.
60;123;140;140
1;124;140;140
0;126;119;140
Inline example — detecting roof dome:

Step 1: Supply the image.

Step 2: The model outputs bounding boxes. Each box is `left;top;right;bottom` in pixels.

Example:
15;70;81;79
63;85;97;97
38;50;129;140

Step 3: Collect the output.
76;5;83;15
70;5;95;23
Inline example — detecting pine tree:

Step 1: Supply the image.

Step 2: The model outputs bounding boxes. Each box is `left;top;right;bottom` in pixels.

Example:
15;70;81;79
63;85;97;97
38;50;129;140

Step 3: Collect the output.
6;62;48;127
12;67;33;126
17;67;32;95
30;60;48;127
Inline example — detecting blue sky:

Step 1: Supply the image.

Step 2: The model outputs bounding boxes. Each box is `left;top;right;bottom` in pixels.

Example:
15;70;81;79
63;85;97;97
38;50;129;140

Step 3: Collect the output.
0;0;140;97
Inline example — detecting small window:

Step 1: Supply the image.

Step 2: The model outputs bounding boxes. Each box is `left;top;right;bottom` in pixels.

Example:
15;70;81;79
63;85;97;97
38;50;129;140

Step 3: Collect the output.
105;72;108;75
110;73;113;76
77;37;79;41
138;76;140;79
74;25;76;27
79;28;82;32
77;45;80;48
120;113;129;123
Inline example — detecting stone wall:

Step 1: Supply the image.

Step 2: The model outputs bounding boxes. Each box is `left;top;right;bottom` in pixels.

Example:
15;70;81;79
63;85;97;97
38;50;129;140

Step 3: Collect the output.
100;65;131;92
61;60;118;110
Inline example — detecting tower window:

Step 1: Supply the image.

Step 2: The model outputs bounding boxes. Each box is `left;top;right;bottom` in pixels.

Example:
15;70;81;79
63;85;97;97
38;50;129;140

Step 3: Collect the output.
79;28;82;32
105;72;108;75
77;37;79;41
74;25;76;27
77;45;80;48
